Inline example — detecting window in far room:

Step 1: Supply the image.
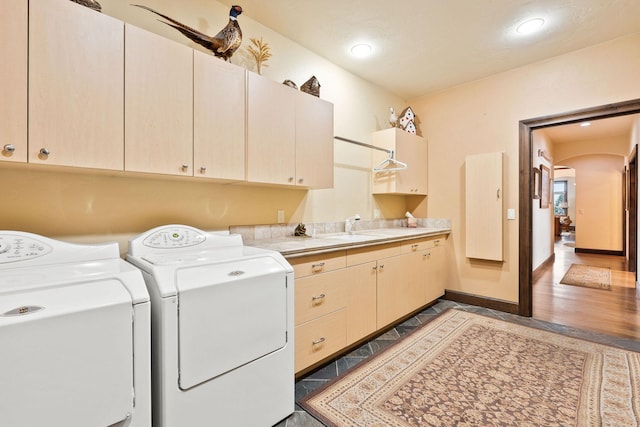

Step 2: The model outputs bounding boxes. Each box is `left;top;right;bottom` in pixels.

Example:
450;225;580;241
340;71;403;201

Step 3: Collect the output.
553;180;568;216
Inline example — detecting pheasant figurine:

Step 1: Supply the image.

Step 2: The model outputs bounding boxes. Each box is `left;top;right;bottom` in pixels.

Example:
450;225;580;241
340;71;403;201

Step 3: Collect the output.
71;0;102;12
133;4;243;61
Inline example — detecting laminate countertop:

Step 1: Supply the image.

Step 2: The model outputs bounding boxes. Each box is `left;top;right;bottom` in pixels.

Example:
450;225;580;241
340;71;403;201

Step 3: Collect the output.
244;227;451;259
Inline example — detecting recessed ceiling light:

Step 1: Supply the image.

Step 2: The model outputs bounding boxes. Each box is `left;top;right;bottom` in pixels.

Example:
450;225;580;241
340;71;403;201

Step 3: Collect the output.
516;18;545;35
580;122;591;127
350;43;372;58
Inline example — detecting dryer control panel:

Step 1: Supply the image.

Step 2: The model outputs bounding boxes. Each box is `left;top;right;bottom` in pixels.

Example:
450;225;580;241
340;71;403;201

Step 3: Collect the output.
0;234;52;263
141;227;207;249
128;225;244;258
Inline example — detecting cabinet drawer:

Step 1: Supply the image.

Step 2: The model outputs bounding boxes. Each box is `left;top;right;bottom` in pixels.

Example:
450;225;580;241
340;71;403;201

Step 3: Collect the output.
295;309;347;373
401;235;446;254
295;270;346;325
346;242;401;266
289;251;346;278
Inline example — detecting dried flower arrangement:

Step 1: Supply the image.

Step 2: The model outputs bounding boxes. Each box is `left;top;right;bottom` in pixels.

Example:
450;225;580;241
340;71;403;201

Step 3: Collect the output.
247;37;272;75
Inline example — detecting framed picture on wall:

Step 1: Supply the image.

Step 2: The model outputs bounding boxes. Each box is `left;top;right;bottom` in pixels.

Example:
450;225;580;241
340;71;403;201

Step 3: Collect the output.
532;167;541;199
540;164;550;209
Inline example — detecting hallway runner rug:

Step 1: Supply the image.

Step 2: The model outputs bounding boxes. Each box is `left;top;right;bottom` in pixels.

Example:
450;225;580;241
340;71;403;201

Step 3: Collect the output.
560;263;612;290
299;309;640;426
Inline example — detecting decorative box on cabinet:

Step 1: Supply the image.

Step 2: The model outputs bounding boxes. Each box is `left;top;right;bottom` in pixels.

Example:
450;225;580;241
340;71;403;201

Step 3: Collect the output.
0;0;27;163
29;0;124;170
371;128;428;195
125;24;193;176
465;152;503;261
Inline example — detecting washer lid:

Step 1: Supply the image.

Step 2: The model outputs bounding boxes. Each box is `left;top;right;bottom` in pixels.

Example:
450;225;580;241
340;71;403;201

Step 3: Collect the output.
0;279;135;427
176;256;288;390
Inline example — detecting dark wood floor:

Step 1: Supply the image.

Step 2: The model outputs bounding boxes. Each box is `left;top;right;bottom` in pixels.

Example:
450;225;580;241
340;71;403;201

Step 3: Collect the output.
532;232;640;341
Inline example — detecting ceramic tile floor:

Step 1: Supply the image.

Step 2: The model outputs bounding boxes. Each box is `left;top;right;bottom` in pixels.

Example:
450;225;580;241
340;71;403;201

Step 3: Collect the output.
274;299;640;427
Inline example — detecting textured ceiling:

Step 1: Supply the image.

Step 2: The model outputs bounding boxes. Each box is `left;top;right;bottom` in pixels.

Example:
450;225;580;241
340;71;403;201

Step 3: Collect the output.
219;0;640;99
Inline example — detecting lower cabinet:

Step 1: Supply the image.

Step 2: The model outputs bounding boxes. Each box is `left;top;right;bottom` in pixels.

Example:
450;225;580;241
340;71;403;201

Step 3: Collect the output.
290;234;447;374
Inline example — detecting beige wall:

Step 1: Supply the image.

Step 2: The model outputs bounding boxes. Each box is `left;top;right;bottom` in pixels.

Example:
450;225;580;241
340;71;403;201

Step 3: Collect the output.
562;155;624;251
2;0;409;238
410;32;640;302
531;131;554;270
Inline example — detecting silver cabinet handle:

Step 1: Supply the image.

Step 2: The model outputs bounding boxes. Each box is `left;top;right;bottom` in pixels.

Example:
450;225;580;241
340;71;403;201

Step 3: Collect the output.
312;337;326;345
311;262;325;270
199;166;206;173
312;293;326;301
288;176;294;182
298;177;304;183
379;264;384;270
181;164;189;171
497;188;501;198
411;244;419;251
372;265;378;270
39;148;50;156
3;144;15;153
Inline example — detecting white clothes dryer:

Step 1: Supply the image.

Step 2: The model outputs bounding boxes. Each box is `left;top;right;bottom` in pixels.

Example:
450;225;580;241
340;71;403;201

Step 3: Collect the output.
0;231;151;427
126;225;294;427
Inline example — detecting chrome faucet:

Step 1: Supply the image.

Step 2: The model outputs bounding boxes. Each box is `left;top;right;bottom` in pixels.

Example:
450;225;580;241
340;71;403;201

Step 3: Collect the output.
345;214;361;234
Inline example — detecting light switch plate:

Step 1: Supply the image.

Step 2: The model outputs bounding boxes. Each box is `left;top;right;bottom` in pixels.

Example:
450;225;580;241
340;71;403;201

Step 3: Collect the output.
507;209;516;220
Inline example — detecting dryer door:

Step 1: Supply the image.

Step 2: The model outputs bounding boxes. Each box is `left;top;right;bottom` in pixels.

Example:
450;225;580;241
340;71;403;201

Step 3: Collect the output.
176;256;288;390
0;280;134;427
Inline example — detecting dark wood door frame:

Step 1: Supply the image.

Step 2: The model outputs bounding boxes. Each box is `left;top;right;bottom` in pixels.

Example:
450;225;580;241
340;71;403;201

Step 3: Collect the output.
629;146;637;274
518;98;640;317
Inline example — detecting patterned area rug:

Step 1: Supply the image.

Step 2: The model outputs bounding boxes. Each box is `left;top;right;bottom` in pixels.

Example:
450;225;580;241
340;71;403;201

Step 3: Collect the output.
299;310;640;426
560;264;612;290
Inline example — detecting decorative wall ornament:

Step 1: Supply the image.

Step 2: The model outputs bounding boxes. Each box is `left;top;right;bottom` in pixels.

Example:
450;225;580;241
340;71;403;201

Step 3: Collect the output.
132;4;243;62
300;76;320;97
71;0;102;12
398;106;415;129
246;37;271;75
389;107;398;128
282;79;298;90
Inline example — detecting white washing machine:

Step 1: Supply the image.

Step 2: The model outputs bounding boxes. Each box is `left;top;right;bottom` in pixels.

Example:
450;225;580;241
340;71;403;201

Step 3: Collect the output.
0;231;151;427
126;225;294;427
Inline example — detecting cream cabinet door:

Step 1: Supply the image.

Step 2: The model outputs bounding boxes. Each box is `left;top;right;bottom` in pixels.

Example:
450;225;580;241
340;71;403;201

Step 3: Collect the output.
465;152;503;260
295;92;334;189
125;24;193;176
193;51;245;181
246;72;295;185
0;0;27;163
372;128;428;195
423;242;446;303
344;262;377;344
375;255;408;329
29;0;124;169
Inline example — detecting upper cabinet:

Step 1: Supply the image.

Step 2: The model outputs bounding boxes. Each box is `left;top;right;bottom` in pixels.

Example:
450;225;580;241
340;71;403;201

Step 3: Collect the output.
125;24;193;176
246;72;296;185
0;0;27;163
193;51;246;181
5;0;334;188
29;0;124;170
247;72;334;188
295;91;334;189
371;128;427;195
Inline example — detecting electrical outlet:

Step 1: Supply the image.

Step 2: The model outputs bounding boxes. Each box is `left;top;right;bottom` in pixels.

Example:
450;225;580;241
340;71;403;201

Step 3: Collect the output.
277;210;285;224
374;209;381;219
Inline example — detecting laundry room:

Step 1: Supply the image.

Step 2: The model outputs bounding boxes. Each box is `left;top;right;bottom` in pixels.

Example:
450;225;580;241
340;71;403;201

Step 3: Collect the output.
2;0;640;426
